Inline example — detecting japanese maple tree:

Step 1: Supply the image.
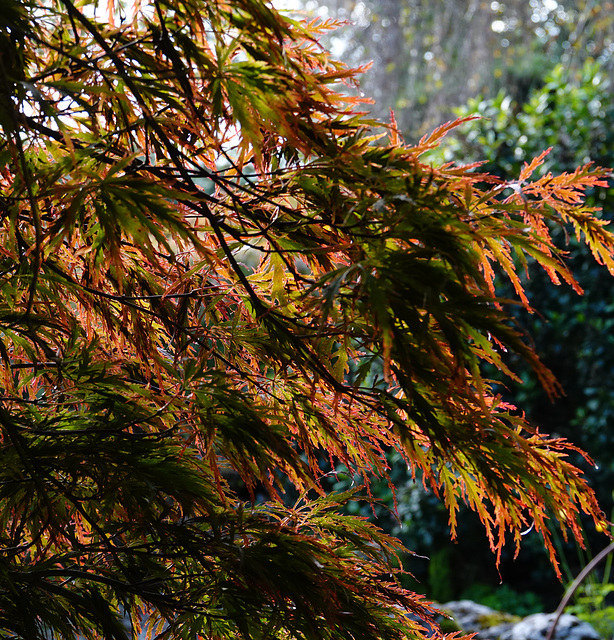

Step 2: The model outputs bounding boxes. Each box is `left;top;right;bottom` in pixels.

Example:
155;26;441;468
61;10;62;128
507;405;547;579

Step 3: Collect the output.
0;0;611;638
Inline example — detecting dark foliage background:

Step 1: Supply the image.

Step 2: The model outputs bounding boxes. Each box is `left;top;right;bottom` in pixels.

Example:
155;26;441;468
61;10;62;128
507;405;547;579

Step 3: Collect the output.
292;0;614;613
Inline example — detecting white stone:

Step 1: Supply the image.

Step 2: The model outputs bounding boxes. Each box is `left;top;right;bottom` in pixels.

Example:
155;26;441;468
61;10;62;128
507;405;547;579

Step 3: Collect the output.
511;613;600;640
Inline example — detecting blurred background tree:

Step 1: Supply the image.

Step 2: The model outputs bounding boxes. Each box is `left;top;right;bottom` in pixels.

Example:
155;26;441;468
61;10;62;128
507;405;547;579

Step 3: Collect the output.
286;0;614;139
281;0;614;614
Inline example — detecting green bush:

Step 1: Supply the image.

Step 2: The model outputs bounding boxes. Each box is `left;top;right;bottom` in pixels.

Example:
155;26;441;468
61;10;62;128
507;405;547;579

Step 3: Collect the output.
568;584;614;640
460;584;543;617
436;56;614;570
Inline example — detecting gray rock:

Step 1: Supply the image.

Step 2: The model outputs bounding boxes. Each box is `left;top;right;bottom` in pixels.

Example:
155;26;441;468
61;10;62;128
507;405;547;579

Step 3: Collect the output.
439;600;520;638
510;613;600;640
435;601;602;640
440;600;501;633
478;621;516;640
437;602;601;640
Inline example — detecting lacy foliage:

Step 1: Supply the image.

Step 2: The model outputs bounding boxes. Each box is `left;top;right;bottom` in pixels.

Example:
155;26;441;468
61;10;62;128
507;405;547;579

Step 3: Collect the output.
0;1;611;638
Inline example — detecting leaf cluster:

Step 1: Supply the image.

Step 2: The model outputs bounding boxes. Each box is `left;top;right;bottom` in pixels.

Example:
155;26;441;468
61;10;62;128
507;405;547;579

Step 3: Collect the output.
0;1;612;638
